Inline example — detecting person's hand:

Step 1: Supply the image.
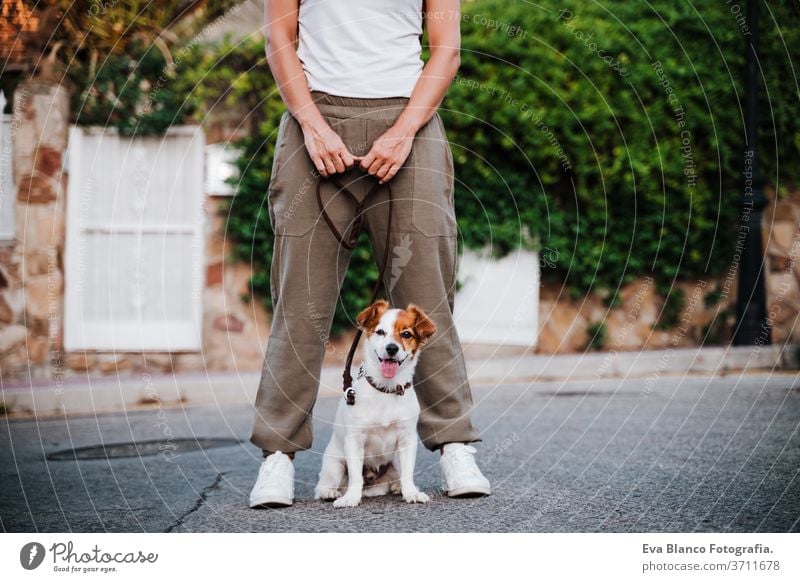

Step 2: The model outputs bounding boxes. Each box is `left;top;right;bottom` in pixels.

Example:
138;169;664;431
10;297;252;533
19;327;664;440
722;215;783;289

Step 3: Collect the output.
357;125;415;184
301;120;356;177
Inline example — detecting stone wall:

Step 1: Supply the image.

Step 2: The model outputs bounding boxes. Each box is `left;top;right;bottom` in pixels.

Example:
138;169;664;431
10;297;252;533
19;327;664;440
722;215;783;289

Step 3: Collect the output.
537;186;800;354
764;188;800;344
1;80;68;378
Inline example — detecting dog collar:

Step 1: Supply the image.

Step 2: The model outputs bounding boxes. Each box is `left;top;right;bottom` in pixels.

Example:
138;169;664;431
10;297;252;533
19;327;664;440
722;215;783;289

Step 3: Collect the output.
357;365;411;396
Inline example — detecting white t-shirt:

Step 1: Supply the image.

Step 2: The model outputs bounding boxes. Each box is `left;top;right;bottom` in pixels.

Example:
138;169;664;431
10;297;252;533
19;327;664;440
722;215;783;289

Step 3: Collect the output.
297;0;424;98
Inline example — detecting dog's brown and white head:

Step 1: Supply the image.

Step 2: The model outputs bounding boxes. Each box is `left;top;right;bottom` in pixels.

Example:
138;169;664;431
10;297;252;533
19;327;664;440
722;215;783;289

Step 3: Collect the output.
356;300;437;381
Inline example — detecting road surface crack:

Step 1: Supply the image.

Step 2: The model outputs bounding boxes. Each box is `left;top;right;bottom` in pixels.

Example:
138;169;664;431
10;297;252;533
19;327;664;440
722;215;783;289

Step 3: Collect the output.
164;472;227;533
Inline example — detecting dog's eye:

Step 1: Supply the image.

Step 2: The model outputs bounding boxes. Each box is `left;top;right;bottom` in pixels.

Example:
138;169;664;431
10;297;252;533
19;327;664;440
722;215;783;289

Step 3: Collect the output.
401;331;413;339
375;329;386;336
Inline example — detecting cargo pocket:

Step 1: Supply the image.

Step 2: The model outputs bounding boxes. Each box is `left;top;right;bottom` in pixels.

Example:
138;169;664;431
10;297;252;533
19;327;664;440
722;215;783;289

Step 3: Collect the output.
439;233;458;308
269;233;283;307
410;113;457;238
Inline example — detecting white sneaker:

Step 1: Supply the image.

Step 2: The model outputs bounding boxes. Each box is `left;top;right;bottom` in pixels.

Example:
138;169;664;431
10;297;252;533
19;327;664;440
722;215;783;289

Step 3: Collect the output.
249;451;294;508
440;444;491;497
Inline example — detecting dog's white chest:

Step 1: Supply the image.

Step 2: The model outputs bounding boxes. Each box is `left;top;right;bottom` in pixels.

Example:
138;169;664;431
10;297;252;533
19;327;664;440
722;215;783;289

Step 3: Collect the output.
363;422;403;467
336;377;420;467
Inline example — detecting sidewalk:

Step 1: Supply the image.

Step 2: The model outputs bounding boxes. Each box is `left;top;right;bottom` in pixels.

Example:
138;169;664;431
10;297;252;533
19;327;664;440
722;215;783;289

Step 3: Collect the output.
1;345;797;418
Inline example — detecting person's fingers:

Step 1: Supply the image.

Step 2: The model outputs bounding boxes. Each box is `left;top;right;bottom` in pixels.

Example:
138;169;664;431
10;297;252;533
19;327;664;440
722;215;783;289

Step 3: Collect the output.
359;152;376;172
367;156;384;175
332;152;346;174
340;150;355;169
379;164;401;184
323;156;336;176
375;162;392;181
312;155;328;177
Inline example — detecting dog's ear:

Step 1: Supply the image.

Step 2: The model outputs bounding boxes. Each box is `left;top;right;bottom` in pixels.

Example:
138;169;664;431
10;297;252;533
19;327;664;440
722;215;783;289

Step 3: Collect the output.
407;304;437;345
356;299;389;332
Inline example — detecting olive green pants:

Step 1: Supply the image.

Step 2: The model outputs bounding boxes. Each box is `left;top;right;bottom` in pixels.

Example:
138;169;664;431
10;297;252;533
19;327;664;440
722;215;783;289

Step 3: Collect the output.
250;92;481;453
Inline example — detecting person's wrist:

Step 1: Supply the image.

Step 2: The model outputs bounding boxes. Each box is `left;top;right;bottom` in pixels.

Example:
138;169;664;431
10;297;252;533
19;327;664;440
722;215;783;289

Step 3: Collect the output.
295;109;327;133
392;114;423;138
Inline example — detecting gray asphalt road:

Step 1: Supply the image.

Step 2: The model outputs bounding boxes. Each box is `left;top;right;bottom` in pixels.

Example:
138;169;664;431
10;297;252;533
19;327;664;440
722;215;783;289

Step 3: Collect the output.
2;374;799;532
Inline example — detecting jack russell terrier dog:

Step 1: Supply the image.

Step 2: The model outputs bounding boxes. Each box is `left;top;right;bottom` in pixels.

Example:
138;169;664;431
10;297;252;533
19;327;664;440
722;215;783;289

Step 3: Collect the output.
314;299;436;508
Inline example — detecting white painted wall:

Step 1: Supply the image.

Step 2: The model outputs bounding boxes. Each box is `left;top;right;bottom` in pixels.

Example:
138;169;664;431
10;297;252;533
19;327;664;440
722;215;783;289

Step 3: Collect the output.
454;247;540;347
204;142;240;196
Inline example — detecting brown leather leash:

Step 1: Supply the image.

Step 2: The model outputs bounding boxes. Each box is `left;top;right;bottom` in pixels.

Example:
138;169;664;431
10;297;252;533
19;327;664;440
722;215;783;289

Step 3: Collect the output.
315;175;393;405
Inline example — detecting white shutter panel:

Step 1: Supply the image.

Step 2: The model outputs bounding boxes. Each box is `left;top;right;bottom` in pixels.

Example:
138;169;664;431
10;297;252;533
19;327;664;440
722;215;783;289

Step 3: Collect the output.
64;126;205;351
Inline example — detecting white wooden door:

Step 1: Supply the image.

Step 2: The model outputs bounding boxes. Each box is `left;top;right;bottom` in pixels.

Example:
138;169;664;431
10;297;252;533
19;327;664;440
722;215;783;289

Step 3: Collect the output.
64;126;205;351
0;90;13;242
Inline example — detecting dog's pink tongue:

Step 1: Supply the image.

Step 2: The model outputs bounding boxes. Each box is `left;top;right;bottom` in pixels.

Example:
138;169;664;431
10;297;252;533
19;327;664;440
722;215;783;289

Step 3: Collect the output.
380;360;399;379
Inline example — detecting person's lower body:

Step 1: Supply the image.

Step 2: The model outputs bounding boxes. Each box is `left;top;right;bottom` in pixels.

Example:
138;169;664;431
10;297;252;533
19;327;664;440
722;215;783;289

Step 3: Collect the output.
249;92;488;506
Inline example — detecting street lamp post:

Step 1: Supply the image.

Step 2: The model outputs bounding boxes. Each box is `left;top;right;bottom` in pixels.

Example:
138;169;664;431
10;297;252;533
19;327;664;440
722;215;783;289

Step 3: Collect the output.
733;0;770;346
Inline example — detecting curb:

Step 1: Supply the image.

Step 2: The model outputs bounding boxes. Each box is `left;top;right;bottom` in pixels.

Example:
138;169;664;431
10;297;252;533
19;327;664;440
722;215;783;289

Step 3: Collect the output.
1;345;797;418
466;344;799;384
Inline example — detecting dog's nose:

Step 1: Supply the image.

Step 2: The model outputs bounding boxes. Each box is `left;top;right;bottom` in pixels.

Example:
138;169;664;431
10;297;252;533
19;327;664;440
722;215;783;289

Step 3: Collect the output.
385;343;399;357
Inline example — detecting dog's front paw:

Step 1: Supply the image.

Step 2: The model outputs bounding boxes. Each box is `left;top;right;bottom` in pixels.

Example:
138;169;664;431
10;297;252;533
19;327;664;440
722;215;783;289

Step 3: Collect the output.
402;490;430;504
333;493;362;508
314;487;342;501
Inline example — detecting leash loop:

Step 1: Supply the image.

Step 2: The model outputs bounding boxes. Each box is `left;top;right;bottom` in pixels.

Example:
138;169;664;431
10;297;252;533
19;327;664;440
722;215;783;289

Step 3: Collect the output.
315;173;394;405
